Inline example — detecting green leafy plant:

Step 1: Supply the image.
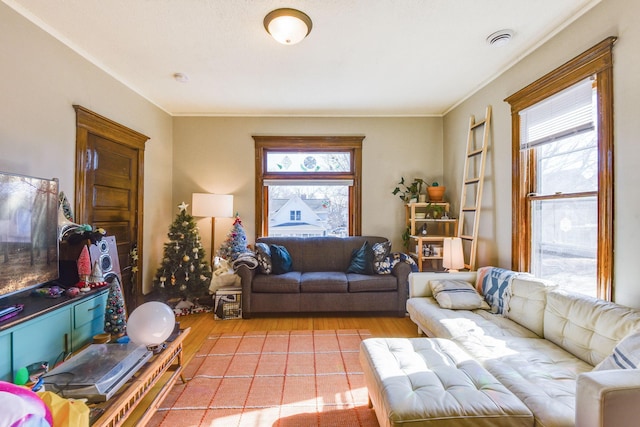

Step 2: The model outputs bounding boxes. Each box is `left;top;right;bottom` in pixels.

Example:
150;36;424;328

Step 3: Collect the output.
392;177;426;202
401;225;411;249
425;203;445;219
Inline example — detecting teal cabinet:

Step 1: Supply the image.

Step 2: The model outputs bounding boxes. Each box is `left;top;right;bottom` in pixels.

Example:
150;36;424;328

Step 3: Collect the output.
0;331;11;381
13;307;72;373
71;290;108;352
0;288;109;382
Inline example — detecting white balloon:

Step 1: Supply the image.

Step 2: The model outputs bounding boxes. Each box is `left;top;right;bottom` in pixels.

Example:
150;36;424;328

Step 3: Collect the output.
126;301;176;346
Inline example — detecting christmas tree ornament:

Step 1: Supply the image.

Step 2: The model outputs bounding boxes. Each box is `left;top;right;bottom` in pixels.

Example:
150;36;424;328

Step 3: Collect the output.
183;255;190;262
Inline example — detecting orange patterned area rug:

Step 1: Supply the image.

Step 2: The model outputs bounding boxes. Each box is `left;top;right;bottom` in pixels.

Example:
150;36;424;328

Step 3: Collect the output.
150;329;379;427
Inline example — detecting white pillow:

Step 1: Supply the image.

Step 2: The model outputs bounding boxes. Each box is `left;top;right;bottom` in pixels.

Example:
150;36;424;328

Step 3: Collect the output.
594;330;640;370
429;280;490;310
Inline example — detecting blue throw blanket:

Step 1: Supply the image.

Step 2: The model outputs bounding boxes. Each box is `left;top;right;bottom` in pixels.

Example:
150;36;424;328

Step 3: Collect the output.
479;267;519;316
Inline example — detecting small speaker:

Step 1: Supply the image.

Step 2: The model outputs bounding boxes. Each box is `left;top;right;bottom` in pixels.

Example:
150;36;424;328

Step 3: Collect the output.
59;236;121;286
89;236;121;278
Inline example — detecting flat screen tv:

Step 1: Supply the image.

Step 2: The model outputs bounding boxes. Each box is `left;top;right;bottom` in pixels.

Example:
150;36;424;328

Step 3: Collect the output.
0;171;59;299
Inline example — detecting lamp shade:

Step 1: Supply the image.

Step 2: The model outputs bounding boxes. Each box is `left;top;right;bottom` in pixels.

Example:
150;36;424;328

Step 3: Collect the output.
443;237;465;271
191;193;233;218
264;8;312;45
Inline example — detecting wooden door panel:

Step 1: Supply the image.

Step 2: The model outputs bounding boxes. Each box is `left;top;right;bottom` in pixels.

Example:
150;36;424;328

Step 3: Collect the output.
74;106;148;310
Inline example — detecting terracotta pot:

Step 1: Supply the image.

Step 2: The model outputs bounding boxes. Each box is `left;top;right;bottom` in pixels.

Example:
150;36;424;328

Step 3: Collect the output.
427;186;446;202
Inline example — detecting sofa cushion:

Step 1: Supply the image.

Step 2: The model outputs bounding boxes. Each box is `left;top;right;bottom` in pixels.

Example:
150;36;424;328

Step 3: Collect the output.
544;290;640;366
348;273;397;292
252;271;301;293
300;272;348;293
346;241;375;275
406;297;540;339
461;335;593;427
430;279;490;310
270;244;293;274
360;337;534;427
255;242;272;274
507;275;556;337
594;329;640;370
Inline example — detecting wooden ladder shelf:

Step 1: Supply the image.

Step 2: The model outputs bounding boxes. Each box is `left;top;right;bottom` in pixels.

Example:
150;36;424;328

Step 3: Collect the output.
457;106;491;270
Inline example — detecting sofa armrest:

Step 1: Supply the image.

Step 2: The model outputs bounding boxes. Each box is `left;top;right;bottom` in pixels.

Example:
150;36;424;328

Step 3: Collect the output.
391;262;411;315
576;369;640;427
236;264;256;318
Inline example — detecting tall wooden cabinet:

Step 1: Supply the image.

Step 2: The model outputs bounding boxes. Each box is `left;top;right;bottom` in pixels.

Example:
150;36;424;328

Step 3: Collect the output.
405;202;457;271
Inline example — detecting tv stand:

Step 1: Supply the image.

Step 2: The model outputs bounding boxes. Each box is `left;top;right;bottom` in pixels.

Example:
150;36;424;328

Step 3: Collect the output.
0;288;109;382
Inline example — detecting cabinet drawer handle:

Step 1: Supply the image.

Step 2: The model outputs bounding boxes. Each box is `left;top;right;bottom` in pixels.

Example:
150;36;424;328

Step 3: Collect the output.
87;304;102;312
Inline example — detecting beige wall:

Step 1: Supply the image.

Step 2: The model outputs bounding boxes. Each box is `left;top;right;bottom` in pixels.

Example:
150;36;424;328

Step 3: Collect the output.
443;0;640;307
0;3;174;295
173;116;443;256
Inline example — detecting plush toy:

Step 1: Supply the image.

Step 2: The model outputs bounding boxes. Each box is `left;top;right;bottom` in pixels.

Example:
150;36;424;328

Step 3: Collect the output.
208;256;240;293
0;381;53;427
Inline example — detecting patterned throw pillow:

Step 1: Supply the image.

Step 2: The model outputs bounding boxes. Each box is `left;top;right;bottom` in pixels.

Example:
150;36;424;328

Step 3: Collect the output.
372;241;392;274
430;280;490;310
594;330;640;370
255;242;272;274
376;252;419;275
346;241;375;275
270;244;293;275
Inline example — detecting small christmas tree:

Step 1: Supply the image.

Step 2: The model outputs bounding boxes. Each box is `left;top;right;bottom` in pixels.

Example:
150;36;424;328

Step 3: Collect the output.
104;278;126;336
153;202;212;300
217;213;249;261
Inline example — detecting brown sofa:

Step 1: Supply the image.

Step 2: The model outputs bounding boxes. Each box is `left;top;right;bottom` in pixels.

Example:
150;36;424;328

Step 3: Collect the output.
236;236;411;318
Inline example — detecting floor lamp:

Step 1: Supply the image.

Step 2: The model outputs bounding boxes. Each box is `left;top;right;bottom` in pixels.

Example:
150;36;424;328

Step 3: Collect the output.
191;193;234;261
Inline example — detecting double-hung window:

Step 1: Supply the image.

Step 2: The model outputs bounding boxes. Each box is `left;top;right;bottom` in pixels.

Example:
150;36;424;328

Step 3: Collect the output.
253;136;363;239
506;37;615;299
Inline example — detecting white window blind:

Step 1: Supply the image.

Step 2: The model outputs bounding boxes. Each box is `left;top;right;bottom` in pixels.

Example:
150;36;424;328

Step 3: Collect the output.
520;78;594;150
264;179;353;186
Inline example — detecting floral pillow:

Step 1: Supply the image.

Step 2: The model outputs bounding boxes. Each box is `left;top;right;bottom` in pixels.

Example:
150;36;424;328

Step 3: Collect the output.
372;241;392;274
255;242;272;274
376;252;418;275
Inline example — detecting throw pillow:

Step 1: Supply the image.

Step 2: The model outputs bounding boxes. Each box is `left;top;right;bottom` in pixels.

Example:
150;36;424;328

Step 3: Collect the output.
255;242;272;274
346;241;375;275
594;330;640;370
270;244;293;275
430;280;490;310
372;241;392;274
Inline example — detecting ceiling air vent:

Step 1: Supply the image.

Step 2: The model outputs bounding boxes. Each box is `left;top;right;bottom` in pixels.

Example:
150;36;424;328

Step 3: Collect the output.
486;30;513;47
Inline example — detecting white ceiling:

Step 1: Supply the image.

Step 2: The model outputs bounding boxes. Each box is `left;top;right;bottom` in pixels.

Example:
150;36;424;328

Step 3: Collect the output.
4;0;599;117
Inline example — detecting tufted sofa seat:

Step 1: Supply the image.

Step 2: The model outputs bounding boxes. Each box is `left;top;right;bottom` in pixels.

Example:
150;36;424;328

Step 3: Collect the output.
236;236;412;318
360;270;640;427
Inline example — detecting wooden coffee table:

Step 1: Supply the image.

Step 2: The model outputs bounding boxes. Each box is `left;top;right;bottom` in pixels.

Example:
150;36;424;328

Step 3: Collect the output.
91;327;190;426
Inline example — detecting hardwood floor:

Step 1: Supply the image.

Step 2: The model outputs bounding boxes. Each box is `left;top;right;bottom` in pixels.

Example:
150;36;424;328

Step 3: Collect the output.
124;313;419;426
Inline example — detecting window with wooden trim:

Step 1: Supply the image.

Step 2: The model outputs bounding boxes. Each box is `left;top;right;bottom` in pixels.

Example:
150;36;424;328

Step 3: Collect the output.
505;37;615;300
253;136;363;239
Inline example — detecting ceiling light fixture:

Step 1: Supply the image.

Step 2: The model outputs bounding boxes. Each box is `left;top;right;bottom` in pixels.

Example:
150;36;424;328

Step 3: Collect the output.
486;29;514;47
264;8;312;45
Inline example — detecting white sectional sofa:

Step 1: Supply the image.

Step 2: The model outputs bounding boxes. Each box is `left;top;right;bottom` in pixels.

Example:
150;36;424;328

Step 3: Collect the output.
359;269;640;427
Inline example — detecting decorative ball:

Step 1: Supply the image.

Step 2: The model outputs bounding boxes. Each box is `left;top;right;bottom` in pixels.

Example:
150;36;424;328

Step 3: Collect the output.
183;255;190;262
126;302;175;346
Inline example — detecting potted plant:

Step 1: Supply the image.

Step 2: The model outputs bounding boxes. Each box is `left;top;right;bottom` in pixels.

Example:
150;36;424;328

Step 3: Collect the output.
392;177;426;203
427;181;446;202
425;203;445;219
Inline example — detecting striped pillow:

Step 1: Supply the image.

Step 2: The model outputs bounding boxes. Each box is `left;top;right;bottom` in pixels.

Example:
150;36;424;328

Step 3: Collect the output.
430;280;490;310
594;330;640;370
